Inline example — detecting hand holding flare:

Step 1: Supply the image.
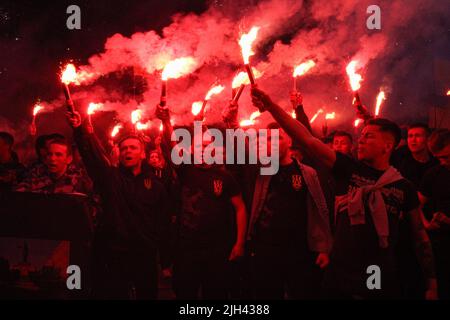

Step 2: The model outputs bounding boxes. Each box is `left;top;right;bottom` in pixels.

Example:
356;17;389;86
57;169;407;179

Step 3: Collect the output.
60;63;79;114
346;61;372;121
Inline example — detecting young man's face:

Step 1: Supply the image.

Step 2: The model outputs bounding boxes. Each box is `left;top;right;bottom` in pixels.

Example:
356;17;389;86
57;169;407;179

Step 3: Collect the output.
119;138;145;168
45;143;72;176
333;135;352;155
432;144;450;170
149;152;161;167
407;127;428;154
357;125;394;162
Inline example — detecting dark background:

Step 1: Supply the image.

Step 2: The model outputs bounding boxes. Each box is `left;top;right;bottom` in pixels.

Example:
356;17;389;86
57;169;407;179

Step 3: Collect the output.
0;0;208;122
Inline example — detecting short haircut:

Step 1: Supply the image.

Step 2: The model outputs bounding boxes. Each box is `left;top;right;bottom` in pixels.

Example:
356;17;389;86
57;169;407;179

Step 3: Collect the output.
366;118;402;147
149;149;160;156
118;135;145;148
333;131;353;143
47;137;72;156
428;129;450;154
0;131;14;147
35;133;65;156
408;123;430;136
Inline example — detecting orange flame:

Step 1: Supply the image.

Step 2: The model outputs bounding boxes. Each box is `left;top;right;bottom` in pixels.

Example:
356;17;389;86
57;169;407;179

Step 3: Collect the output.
191;101;203;116
293;60;316;77
205;85;225;101
232;69;262;88
239;27;260;64
310;109;324;123
161;57;197;81
131;109;142;124
60;63;94;85
111;124;123;137
87;102;103;115
61;64;78;85
346;60;363;91
325;112;336;120
33;104;44;116
354;119;362;127
375;91;386;117
446;90;450;96
159;123;164;131
240;111;261;127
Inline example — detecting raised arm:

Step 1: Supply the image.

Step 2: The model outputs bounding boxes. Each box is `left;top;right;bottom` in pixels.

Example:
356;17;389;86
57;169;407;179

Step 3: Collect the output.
155;105;176;149
251;87;336;170
290;91;313;134
66;111;112;183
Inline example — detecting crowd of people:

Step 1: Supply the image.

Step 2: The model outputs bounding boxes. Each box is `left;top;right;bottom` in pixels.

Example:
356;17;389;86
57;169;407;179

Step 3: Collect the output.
0;86;449;300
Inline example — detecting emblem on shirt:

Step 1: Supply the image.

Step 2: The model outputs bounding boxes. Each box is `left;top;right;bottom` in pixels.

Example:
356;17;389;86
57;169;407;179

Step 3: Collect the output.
144;178;152;190
292;174;302;191
213;179;223;196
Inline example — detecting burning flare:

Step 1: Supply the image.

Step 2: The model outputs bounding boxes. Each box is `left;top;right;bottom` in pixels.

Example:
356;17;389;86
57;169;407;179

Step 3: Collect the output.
310;109;324;124
446;90;450;96
239;27;260;64
240;111;261;127
291;110;296;119
191;101;203;116
205;85;225;101
161;57;197;81
61;64;78;85
131;109;142;124
111;124;123;137
87;102;103;115
293;60;316;77
375;91;386;117
354;119;363;128
346;60;363;92
325;112;336;120
136;121;150;131
33;104;44;116
232;69;262;88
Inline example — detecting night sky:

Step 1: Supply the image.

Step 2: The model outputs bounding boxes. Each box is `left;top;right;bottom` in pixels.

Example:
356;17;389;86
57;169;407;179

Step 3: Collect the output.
0;0;208;123
0;0;449;133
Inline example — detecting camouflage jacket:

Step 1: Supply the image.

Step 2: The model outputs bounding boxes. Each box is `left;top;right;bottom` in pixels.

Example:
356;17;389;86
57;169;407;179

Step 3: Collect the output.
15;162;93;195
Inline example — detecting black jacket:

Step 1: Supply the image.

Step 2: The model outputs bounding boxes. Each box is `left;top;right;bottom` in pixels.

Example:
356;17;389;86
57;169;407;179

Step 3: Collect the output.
73;126;171;267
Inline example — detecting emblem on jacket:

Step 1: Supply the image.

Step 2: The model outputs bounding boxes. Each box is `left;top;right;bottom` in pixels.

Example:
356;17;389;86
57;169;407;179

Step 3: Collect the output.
144;178;152;190
292;174;302;191
213;179;223;196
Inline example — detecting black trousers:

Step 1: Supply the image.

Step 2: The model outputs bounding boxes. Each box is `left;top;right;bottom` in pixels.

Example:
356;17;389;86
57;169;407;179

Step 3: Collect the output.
249;244;322;300
174;245;230;300
91;246;158;300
